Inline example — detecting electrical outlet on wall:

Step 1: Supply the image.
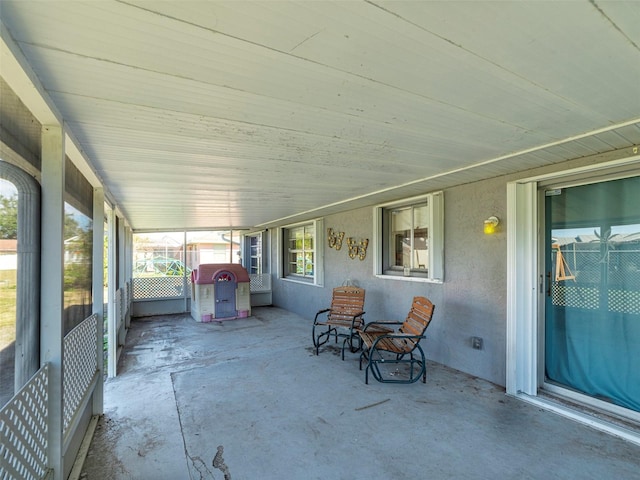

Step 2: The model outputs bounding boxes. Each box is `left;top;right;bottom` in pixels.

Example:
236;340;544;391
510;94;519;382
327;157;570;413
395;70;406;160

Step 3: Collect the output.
471;336;483;350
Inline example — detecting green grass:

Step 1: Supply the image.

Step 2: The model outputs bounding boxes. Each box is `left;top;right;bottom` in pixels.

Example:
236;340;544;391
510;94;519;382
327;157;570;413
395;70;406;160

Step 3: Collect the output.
0;269;17;348
1;269;109;369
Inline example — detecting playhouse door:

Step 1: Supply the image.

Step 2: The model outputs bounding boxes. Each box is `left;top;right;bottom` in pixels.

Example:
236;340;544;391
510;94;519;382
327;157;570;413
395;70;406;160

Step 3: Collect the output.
215;272;237;318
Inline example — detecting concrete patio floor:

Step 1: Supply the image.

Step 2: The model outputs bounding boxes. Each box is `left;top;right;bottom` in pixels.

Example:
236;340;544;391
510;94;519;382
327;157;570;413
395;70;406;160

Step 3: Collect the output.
80;307;640;480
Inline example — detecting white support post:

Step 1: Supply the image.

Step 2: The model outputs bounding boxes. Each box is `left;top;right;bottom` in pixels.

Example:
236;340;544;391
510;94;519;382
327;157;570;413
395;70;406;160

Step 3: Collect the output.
118;216;125;292
183;230;188;312
125;224;133;328
506;181;538;397
107;208;117;378
40;125;65;480
117;216;125;346
92;188;105;414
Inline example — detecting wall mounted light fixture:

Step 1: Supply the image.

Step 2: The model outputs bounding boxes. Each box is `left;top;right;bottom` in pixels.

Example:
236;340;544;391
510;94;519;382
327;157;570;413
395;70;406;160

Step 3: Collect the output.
484;216;499;235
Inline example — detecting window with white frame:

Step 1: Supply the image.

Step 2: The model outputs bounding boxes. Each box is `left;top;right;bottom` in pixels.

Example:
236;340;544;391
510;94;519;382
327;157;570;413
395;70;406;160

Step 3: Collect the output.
374;192;444;281
245;231;263;275
280;219;323;285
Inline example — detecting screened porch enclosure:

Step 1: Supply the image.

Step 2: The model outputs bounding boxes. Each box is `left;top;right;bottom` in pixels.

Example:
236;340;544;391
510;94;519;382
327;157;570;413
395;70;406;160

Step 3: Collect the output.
131;230;271;317
3;1;640;478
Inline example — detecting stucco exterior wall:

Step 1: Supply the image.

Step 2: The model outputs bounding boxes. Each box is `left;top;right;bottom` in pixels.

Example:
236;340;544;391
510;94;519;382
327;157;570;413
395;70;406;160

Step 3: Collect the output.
270;187;504;385
270;148;638;388
440;176;507;385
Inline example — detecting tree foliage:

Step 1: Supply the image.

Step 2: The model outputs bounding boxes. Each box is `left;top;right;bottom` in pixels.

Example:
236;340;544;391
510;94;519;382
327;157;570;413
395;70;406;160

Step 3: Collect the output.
0;194;18;240
65;212;81;240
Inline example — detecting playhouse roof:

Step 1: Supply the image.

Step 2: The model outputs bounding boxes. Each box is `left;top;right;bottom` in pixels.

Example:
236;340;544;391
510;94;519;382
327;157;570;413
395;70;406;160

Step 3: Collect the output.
191;263;250;284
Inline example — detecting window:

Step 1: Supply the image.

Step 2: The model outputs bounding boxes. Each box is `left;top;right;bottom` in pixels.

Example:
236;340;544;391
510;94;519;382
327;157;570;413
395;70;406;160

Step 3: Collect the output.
63;202;93;334
374;192;443;282
0;179;18;406
287;224;314;277
186;230;244;267
245;232;263;275
0;159;40;405
280;219;323;285
133;231;187;299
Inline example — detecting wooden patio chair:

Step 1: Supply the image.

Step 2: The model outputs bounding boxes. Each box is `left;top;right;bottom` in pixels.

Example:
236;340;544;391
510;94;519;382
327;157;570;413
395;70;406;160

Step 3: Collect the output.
358;296;435;384
312;286;366;359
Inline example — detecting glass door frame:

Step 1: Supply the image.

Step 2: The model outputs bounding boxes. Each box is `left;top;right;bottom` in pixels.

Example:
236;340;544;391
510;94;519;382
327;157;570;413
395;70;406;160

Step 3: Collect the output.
537;174;640;423
506;154;640;444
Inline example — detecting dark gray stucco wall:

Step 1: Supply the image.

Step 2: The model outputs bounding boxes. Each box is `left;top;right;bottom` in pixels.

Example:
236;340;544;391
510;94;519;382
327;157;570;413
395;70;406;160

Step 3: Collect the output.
270;190;503;385
270;147;638;388
270;206;445;321
440;176;507;385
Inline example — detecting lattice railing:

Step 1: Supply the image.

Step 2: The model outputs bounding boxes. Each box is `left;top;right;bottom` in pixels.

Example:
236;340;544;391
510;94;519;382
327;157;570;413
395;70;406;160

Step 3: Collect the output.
552;284;599;310
63;314;98;436
126;280;132;312
249;273;271;292
609;288;640;315
123;281;131;327
133;276;190;300
0;364;49;480
552;247;640;314
552;284;640;315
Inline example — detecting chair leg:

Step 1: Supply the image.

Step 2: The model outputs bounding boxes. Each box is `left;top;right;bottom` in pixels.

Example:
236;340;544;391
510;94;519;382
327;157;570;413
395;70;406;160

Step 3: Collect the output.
348;333;362;353
369;355;384;383
408;347;426;384
312;324;335;355
362;347;427;384
364;355;371;385
312;323;323;355
359;348;371;384
417;346;427;383
362;348;383;384
341;332;362;360
359;348;367;370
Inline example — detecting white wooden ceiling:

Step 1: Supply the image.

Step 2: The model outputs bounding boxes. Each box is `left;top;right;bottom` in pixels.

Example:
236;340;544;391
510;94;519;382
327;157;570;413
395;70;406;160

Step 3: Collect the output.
1;1;639;230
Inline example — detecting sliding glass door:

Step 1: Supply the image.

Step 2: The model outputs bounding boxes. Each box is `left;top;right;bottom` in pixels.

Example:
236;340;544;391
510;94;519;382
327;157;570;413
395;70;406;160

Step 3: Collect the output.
544;175;640;413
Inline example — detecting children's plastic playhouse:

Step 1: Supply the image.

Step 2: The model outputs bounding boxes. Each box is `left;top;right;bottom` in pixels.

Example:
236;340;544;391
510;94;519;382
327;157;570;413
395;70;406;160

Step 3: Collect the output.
190;263;251;322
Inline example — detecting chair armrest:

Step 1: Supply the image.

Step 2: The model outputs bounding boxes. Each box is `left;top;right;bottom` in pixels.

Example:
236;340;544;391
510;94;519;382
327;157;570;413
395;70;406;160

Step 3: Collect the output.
349;311;366;328
313;308;331;323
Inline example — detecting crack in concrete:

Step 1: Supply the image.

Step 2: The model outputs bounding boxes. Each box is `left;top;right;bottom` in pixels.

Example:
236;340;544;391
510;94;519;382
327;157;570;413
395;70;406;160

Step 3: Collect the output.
212;445;231;480
171;369;232;480
171;371;205;480
189;455;216;480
